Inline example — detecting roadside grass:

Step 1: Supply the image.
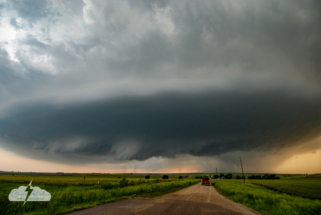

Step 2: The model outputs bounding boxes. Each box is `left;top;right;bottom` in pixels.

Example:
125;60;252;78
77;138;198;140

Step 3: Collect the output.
213;180;321;215
248;177;321;200
1;178;199;215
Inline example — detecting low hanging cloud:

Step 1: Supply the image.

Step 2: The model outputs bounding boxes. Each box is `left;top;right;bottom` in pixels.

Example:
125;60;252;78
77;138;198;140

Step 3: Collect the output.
1;90;321;164
0;0;321;168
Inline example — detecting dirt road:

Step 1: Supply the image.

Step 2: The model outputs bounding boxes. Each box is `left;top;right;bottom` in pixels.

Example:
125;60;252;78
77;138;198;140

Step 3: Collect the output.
68;183;259;215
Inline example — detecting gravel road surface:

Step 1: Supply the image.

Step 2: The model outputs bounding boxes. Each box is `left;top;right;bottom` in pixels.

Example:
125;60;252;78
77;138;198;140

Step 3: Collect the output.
67;182;259;215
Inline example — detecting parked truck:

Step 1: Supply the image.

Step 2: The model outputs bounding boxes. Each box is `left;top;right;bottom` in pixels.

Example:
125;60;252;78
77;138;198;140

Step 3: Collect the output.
201;176;210;185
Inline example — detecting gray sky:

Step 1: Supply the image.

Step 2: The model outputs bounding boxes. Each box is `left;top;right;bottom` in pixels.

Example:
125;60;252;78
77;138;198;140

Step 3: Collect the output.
0;0;321;173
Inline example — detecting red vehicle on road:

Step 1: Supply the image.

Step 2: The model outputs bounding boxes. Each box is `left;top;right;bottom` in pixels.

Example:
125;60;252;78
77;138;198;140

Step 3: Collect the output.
201;176;210;185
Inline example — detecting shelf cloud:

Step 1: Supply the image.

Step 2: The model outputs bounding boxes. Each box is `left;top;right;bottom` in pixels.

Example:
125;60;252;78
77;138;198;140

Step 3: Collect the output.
0;0;321;171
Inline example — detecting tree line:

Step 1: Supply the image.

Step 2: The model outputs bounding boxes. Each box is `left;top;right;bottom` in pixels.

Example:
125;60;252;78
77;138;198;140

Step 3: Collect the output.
195;173;280;179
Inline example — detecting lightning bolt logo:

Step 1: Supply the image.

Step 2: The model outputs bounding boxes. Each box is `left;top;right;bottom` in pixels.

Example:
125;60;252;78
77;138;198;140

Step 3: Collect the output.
23;180;33;206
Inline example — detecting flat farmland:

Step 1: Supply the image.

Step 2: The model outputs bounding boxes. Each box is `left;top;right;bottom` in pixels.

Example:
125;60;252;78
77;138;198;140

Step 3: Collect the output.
0;173;200;215
249;175;321;200
214;179;321;215
2;173;319;215
0;173;194;185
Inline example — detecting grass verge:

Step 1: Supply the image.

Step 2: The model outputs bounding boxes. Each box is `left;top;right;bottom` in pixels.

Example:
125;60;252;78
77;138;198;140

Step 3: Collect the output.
213;180;321;215
1;179;199;215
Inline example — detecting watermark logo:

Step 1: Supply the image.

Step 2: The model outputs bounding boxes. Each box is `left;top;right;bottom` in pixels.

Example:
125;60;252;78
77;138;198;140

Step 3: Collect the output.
8;180;51;206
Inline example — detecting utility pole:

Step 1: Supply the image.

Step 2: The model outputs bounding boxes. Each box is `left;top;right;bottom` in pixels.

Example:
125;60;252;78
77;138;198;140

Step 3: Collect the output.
216;168;217;175
239;157;245;183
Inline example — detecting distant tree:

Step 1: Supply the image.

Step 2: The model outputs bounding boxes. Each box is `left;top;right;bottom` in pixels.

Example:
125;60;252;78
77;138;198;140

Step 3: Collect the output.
179;176;183;179
145;175;150;179
262;174;280;179
213;175;218;179
219;173;225;178
249;175;258;179
236;175;241;179
248;175;262;179
162;175;169;179
225;173;233;179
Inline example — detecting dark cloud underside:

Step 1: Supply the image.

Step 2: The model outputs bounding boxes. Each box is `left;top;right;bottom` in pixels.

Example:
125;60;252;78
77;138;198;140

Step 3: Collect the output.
1;90;321;162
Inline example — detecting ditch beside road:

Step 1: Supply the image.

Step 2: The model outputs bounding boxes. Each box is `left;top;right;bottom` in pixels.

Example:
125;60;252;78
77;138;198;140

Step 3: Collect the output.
68;182;259;215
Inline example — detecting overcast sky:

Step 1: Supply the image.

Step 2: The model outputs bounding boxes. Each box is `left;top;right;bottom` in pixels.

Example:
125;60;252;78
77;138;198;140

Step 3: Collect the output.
1;0;321;173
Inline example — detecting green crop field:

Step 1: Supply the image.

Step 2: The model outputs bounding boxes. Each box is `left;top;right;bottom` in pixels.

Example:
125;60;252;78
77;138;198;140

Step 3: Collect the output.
0;173;199;215
213;175;321;215
0;173;197;185
248;177;321;200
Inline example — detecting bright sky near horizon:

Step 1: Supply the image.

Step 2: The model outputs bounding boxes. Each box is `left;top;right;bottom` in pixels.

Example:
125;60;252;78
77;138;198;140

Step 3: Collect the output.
1;146;321;174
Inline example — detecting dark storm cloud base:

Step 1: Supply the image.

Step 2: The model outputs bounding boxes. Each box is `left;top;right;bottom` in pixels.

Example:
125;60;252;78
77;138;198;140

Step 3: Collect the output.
1;90;321;162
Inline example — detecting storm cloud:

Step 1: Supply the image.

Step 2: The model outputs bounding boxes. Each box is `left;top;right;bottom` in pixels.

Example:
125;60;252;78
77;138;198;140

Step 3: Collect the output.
0;0;321;169
1;90;321;163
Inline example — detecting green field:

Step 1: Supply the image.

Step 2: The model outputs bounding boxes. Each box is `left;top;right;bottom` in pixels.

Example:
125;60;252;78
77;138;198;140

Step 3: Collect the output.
249;177;321;200
2;172;320;215
213;175;321;215
0;173;196;185
0;173;199;215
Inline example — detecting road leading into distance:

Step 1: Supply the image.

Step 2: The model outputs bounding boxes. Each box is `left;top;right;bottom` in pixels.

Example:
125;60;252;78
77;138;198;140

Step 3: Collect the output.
68;182;260;215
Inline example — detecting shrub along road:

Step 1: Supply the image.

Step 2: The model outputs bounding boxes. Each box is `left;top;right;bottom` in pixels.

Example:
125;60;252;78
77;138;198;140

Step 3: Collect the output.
67;183;259;215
